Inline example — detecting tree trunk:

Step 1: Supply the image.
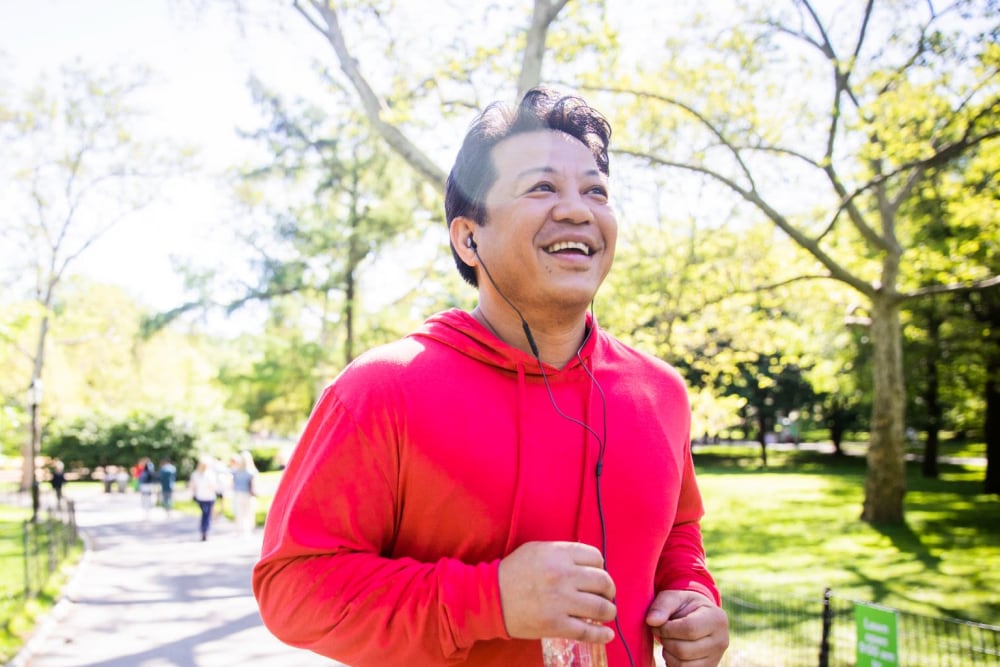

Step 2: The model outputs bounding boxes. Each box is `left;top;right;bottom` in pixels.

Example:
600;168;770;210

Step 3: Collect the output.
980;291;1000;495
985;357;999;495
828;396;847;456
344;269;355;366
922;311;941;478
22;315;49;492
756;408;768;467
862;294;906;523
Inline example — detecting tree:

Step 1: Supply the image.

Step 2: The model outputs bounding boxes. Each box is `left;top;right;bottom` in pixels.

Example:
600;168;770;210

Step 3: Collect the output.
178;77;441;432
603;217;828;464
289;0;590;188
902;126;999;490
969;287;1000;494
0;65;183;492
257;0;998;522
604;1;999;522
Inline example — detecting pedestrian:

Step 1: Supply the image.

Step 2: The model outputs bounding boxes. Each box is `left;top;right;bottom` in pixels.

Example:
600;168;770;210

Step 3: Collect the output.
130;460;143;492
253;87;729;666
114;466;130;493
49;459;67;508
230;450;259;538
138;458;157;519
158;458;177;516
213;457;232;519
189;455;219;541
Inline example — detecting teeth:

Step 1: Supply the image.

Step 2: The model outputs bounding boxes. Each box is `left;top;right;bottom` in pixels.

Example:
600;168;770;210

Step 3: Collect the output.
546;241;591;255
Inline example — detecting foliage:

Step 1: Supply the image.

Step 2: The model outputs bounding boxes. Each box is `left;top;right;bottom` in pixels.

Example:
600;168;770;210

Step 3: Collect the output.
0;63;187;490
43;412;199;477
195;78;443;433
0;405;27;458
248;446;281;473
596;0;999;521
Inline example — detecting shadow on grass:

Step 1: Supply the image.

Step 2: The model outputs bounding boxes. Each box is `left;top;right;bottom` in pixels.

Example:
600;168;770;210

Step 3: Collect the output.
696;444;999;622
693;446;869;477
869;521;941;570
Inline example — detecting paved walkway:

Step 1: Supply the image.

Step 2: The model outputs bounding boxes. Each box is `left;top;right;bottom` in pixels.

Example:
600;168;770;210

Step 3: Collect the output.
10;489;343;667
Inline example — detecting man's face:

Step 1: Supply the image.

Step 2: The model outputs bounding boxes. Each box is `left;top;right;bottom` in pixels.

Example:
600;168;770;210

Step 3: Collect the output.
475;129;617;316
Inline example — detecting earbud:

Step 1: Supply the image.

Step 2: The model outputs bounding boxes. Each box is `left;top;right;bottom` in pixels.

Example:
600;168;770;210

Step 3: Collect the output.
466;236;476;249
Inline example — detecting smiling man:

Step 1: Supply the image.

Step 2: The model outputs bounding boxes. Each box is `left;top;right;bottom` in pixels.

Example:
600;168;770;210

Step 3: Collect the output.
253;87;729;667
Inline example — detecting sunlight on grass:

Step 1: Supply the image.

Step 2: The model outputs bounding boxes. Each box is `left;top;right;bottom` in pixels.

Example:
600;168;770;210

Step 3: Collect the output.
694;449;999;624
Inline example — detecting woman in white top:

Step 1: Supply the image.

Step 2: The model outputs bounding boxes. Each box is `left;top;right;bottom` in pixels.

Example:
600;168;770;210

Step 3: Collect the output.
189;456;220;541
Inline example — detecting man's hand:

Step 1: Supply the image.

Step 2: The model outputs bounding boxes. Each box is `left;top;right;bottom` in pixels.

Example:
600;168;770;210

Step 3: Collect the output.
498;541;617;644
646;590;729;666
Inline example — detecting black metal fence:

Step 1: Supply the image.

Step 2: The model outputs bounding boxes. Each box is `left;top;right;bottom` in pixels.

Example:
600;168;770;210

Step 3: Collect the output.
21;500;79;597
719;584;1000;666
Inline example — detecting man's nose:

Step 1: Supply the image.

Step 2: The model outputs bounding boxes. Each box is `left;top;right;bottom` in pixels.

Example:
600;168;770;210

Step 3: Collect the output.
552;189;594;224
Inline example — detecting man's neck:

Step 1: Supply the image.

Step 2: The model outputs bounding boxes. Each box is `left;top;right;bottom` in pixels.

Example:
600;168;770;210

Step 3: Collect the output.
472;302;589;369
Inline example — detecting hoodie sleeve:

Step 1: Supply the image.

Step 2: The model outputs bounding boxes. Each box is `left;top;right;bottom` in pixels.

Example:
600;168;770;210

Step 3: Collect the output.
654;440;721;606
252;384;510;666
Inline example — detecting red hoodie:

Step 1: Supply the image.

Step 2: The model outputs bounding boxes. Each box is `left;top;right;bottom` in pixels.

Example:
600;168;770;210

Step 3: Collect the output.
253;309;718;666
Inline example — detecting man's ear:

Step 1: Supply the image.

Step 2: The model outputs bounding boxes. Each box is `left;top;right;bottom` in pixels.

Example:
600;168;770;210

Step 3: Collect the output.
450;216;478;265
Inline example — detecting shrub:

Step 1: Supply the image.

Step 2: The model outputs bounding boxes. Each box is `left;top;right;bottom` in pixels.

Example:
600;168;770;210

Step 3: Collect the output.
43;412;199;478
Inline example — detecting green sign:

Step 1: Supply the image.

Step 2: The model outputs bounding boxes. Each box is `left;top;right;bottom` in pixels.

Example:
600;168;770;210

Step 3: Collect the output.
855;602;899;667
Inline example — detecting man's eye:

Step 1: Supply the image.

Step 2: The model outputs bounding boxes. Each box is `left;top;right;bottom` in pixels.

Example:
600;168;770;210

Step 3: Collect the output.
530;182;555;193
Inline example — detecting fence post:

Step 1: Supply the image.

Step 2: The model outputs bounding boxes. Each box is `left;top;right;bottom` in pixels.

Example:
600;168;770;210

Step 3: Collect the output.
47;517;57;574
818;587;833;667
21;521;30;598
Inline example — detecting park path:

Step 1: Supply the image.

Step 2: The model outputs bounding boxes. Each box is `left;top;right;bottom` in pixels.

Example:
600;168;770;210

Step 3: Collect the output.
10;487;343;667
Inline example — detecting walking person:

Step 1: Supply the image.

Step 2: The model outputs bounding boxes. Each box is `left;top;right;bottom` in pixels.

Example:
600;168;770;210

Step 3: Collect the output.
189;456;219;541
49;459;67;509
137;458;157;519
213;457;232;519
254;87;728;666
230;451;259;538
158;457;177;516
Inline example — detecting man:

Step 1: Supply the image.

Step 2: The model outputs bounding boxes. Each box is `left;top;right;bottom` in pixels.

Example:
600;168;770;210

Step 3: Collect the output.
253;87;729;667
158;457;177;515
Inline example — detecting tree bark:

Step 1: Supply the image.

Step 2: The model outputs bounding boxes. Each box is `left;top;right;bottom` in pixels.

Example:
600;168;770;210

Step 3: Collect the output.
921;310;941;478
984;299;1000;494
985;363;999;495
862;293;906;523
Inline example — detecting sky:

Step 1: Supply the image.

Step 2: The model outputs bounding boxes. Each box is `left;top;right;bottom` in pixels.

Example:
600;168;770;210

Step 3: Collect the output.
0;0;745;318
0;0;322;311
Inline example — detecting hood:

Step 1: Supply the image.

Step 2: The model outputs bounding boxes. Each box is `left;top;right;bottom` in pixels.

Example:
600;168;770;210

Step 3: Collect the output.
411;308;604;554
410;308;599;375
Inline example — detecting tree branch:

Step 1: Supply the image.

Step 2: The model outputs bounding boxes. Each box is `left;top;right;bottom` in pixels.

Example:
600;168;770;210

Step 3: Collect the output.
516;0;569;99
295;1;447;190
589;84;757;187
902;275;1000;301
615;147;875;298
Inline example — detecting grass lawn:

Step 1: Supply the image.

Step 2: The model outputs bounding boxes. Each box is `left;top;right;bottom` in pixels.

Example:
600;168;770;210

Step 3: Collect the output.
0;503;83;663
693;445;999;625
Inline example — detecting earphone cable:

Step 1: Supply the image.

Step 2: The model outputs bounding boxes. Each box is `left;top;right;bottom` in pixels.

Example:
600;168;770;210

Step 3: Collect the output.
473;247;636;667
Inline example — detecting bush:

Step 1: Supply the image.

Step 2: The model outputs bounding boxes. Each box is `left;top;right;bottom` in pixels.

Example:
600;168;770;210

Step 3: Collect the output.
250;446;280;473
43;412;199;478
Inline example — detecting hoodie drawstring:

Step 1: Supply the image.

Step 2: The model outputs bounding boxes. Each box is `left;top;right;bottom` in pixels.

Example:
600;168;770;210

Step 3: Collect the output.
572;360;598;544
503;363;529;555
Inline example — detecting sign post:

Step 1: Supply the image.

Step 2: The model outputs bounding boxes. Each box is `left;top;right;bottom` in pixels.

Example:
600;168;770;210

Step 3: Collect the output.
855;602;899;667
